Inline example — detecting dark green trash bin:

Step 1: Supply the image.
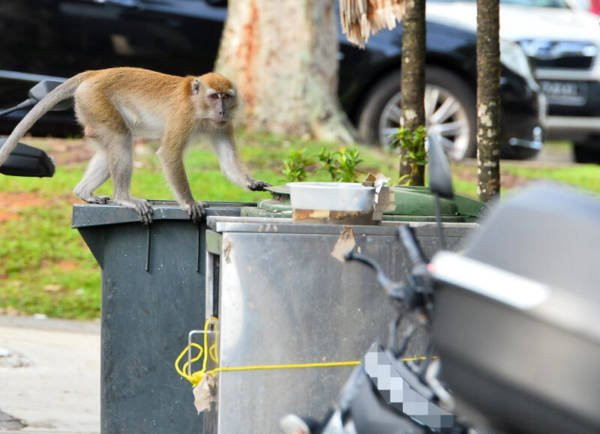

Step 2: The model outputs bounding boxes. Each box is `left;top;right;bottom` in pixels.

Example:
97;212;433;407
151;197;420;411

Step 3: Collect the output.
72;201;252;434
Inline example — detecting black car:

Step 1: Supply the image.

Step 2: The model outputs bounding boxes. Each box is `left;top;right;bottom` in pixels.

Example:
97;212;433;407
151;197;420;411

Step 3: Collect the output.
0;0;543;160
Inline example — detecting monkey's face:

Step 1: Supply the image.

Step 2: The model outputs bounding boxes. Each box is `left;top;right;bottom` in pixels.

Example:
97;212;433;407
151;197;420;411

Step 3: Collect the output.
194;73;238;128
205;90;237;127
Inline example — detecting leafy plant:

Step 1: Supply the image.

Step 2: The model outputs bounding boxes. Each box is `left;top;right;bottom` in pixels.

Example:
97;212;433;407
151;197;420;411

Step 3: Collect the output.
317;148;337;180
336;147;363;182
317;146;363;182
390;126;427;164
397;173;412;186
390;126;427;185
282;148;315;182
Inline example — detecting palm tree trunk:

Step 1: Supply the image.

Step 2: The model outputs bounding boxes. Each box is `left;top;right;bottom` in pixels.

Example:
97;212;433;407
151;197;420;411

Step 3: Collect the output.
476;0;502;201
399;0;426;186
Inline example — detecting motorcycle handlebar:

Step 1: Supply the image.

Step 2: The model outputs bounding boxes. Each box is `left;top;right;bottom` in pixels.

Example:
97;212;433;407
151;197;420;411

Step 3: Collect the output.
344;250;404;301
398;226;427;267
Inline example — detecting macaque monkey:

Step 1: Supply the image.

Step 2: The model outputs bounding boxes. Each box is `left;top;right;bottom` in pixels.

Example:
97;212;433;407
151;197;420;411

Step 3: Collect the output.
0;67;269;223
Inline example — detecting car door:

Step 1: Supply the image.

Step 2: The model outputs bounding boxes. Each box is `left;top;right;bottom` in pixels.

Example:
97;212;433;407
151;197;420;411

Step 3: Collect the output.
0;0;226;130
124;0;227;74
47;0;227;75
0;0;226;98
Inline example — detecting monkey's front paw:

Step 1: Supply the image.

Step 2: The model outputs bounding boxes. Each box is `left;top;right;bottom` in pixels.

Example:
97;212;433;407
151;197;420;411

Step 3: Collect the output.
114;198;153;224
132;199;153;225
247;180;271;191
184;202;205;223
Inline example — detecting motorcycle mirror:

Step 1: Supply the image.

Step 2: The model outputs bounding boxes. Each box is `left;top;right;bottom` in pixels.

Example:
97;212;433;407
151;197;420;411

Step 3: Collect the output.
427;137;454;250
0;140;55;177
427;137;454;200
28;80;72;111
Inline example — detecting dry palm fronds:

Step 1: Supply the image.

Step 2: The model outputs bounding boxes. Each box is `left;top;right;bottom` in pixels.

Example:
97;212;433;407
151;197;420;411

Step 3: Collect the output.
339;0;406;48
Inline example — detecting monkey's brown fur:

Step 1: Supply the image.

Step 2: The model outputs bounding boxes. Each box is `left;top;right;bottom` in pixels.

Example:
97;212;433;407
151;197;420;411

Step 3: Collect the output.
201;72;236;93
0;67;268;223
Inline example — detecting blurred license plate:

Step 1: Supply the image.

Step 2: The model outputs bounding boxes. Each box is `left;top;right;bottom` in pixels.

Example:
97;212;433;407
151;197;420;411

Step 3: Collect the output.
540;80;587;106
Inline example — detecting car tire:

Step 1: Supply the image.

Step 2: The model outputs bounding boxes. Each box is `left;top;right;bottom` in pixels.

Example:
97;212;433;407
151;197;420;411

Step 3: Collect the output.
357;67;477;161
573;141;600;164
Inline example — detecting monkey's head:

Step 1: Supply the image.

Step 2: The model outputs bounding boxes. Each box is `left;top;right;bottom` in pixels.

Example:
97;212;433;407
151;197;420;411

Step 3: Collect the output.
193;73;237;128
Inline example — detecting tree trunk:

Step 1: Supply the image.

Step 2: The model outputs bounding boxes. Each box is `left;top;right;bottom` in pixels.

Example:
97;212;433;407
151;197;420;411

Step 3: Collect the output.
476;0;501;201
216;0;359;144
399;0;426;186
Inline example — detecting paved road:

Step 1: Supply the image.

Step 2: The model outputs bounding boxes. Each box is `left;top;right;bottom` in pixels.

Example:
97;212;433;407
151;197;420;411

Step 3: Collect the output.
0;316;100;433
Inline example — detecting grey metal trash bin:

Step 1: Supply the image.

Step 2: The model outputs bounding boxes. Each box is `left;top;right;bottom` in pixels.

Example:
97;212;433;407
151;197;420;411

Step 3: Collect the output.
202;217;476;433
72;201;252;434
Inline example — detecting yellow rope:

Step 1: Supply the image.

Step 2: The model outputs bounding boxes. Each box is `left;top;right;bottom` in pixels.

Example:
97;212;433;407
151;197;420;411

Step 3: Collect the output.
174;318;432;388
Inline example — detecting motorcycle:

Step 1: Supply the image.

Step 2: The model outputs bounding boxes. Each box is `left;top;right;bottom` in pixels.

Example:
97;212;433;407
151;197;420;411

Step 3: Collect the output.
0;80;69;177
282;137;600;434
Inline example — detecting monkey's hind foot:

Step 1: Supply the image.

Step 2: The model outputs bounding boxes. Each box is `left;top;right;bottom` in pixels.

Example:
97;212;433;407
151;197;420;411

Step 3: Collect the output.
183;202;205;224
248;180;271;191
83;195;110;205
113;198;153;225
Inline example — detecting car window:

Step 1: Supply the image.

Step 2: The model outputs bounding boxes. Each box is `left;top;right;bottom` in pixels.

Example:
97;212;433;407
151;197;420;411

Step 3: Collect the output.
140;0;227;5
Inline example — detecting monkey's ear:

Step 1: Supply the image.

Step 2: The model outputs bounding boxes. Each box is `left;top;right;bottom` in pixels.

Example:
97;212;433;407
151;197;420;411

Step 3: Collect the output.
191;79;202;95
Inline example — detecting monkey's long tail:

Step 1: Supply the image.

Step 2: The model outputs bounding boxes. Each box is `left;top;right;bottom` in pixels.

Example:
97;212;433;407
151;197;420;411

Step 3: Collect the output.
0;72;91;166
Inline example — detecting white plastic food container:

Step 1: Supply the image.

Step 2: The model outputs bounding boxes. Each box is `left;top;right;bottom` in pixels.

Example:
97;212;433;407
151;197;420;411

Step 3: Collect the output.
288;182;376;212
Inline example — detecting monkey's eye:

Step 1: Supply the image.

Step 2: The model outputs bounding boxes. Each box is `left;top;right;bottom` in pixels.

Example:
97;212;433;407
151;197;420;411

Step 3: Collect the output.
208;93;220;100
221;94;230;100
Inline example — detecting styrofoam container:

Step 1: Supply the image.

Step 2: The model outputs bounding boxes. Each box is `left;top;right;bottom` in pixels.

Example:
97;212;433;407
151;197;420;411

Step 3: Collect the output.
288;182;376;212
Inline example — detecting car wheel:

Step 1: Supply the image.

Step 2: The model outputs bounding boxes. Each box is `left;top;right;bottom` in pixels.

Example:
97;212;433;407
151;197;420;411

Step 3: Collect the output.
357;67;476;161
573;141;600;164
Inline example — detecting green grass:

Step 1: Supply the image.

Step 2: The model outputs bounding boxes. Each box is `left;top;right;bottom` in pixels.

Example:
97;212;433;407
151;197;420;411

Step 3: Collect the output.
0;132;598;319
503;164;600;192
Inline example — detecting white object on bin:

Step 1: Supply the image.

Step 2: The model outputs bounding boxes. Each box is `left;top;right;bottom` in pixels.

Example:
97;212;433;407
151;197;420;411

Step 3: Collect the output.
288;182;376;212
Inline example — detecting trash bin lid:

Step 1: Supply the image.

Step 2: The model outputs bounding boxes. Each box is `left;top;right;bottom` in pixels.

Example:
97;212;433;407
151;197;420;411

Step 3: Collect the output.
72;201;255;228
